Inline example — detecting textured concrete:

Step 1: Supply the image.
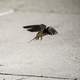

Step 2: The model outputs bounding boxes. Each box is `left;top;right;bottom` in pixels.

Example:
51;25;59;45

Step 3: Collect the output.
0;0;80;80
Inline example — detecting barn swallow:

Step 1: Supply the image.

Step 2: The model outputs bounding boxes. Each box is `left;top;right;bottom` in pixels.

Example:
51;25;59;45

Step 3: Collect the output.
23;24;58;42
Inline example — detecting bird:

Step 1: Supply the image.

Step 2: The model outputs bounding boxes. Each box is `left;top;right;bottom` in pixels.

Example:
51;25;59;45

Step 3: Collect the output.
23;24;58;41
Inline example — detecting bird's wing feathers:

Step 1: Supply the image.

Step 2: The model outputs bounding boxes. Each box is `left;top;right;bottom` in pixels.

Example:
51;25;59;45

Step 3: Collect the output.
23;24;46;32
47;27;58;35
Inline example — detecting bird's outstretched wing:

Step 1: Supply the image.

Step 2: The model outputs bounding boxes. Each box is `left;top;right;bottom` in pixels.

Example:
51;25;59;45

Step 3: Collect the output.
47;27;58;35
23;24;46;32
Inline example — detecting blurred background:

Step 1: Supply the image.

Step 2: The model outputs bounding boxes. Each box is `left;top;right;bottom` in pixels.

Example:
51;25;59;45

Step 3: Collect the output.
0;0;80;14
0;0;80;80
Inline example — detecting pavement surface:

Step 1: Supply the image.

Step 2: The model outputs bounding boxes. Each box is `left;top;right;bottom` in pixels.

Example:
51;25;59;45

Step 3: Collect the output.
0;0;80;80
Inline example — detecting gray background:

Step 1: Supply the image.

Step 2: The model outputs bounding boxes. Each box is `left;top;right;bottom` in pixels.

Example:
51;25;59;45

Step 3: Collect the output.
0;0;80;80
0;0;80;14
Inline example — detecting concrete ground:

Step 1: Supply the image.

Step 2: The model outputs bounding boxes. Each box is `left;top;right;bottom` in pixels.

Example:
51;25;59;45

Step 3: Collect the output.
0;0;80;80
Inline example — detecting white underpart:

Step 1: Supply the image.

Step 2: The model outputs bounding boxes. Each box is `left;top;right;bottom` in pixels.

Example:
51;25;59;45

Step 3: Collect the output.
0;9;14;16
